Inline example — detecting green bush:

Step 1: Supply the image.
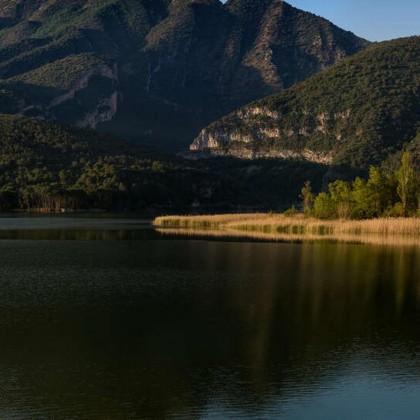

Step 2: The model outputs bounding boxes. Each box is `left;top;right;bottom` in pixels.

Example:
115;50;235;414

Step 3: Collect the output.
283;206;299;216
309;152;418;219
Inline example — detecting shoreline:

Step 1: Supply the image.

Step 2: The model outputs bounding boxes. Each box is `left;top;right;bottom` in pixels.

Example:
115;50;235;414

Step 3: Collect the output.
153;214;420;244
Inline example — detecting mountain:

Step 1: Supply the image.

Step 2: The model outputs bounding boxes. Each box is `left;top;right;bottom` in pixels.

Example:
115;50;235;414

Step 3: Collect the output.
190;37;420;169
0;0;368;149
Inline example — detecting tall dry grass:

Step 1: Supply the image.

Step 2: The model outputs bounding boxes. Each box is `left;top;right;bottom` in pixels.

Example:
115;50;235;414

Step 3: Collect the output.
154;213;265;229
154;214;420;238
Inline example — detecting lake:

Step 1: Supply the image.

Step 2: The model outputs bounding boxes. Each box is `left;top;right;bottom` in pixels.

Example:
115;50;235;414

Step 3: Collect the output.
0;217;419;418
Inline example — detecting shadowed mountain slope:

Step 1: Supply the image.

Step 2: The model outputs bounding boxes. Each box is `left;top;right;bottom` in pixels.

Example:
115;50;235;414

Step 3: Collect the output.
0;0;368;149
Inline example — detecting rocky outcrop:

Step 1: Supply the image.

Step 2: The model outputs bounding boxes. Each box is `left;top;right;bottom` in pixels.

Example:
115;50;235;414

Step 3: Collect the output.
50;62;118;107
189;101;355;164
75;90;119;128
189;145;333;164
49;62;119;128
190;103;348;164
9;60;120;128
190;124;333;164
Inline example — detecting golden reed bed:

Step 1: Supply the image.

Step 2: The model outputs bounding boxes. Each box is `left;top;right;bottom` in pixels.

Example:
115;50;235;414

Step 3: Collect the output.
153;214;420;245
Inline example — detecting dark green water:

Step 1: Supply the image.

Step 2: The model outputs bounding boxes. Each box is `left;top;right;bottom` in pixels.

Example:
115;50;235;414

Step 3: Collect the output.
0;218;419;418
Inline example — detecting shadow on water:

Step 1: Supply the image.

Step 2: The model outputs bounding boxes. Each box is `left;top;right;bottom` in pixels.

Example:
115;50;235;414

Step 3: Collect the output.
0;216;156;241
0;219;418;417
0;228;160;241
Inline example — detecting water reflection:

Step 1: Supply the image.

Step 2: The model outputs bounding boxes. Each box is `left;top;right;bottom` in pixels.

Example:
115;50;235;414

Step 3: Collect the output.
0;233;418;417
157;227;420;247
0;228;158;241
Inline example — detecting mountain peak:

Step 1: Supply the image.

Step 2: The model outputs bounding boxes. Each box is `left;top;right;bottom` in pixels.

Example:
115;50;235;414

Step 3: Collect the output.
169;0;223;8
225;0;287;13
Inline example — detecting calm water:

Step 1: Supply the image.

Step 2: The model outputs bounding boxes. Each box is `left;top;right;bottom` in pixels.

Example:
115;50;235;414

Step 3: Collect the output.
0;218;419;419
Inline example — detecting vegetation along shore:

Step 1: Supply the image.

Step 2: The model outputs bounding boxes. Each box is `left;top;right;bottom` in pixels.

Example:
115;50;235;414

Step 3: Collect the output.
154;214;420;238
155;151;419;243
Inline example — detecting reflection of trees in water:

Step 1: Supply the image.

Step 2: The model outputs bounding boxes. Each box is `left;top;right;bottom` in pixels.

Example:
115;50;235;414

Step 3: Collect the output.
0;240;418;417
0;228;159;241
228;244;419;404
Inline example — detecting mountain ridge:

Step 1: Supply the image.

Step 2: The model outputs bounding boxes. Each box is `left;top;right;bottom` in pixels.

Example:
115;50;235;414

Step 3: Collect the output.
0;0;369;148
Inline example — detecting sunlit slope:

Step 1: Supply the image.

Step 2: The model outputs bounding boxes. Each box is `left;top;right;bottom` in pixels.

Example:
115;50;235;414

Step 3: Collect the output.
191;37;419;169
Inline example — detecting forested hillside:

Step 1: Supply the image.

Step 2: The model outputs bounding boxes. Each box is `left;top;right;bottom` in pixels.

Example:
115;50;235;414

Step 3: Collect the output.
0;114;328;212
191;37;420;169
0;0;368;148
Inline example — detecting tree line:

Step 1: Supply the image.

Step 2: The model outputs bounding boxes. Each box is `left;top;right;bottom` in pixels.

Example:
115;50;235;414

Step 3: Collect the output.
301;152;419;219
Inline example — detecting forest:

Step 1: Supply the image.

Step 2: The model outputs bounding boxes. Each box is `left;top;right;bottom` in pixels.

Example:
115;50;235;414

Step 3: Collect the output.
302;152;419;219
0;115;328;213
0;115;417;216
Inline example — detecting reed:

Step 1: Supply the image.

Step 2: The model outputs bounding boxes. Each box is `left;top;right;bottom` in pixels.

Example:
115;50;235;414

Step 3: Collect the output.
153;214;420;239
153;214;265;229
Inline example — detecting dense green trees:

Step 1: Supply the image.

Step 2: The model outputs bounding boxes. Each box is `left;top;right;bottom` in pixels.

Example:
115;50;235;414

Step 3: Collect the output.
307;152;419;219
0;115;327;212
397;152;417;216
300;181;314;216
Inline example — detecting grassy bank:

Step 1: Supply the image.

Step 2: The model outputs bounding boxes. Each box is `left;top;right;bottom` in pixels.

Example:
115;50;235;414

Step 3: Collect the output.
154;214;420;239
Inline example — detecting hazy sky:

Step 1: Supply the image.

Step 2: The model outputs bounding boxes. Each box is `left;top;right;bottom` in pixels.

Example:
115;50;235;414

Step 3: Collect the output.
221;0;419;42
